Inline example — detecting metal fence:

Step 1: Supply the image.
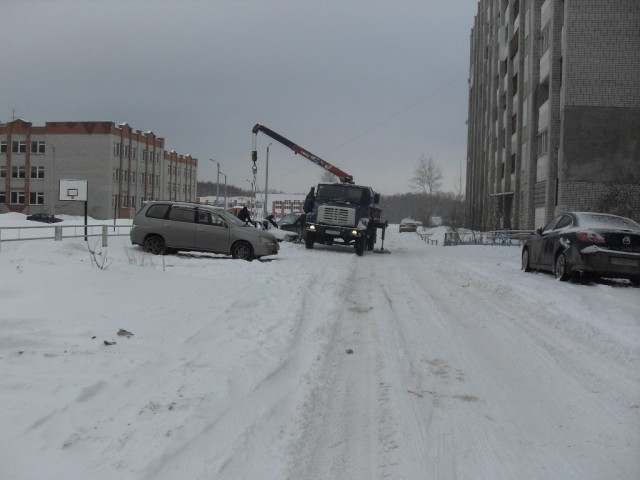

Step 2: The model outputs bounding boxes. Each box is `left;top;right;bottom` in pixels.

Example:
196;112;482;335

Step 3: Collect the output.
0;223;131;252
443;229;534;247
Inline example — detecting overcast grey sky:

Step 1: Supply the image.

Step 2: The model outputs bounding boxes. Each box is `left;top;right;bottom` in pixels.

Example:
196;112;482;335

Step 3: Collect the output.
2;0;478;195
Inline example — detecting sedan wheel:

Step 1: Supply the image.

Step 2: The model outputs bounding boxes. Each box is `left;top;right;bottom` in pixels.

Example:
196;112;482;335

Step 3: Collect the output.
554;252;571;281
521;248;531;272
144;235;166;255
231;241;254;261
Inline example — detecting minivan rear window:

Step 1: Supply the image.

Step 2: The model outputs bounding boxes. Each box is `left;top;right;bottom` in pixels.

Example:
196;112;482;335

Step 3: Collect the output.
146;204;170;219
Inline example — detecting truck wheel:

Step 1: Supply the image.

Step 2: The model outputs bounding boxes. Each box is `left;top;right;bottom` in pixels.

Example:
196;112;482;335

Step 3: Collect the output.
366;232;375;251
305;233;315;250
355;238;364;256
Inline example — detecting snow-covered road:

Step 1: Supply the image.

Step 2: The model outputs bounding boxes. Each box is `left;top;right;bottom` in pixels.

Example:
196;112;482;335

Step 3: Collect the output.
1;214;638;479
289;229;639;480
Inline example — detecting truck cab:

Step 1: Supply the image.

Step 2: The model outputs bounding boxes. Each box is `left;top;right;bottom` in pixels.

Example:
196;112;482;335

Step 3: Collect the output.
304;183;382;255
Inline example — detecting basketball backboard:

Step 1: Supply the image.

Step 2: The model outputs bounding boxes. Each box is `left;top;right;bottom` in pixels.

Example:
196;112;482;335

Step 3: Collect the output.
59;179;88;201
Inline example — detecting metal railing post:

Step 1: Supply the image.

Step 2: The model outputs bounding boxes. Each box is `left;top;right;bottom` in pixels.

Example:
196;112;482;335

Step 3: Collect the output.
102;225;108;247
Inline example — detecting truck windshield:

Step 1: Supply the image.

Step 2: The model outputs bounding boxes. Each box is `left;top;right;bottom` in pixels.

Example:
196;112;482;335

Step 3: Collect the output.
317;185;370;205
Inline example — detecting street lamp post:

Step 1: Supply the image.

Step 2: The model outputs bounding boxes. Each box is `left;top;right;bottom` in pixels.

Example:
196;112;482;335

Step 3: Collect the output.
264;143;272;217
209;158;221;207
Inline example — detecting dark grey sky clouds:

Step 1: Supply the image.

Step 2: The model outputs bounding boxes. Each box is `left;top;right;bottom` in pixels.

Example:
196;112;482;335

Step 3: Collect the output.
2;0;478;195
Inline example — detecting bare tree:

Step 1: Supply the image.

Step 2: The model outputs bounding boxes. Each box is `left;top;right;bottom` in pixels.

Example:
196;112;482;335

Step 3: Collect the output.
410;154;443;196
409;154;443;225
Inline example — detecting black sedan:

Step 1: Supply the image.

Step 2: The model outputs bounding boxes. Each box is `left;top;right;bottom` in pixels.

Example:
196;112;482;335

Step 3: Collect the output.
521;212;640;283
26;213;63;223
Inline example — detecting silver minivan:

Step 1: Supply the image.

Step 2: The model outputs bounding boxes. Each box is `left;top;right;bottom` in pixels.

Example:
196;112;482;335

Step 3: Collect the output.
130;201;279;261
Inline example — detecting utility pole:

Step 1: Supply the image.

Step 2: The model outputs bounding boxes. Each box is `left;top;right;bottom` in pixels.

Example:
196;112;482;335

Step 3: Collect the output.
264;143;271;217
220;172;227;209
209;159;221;206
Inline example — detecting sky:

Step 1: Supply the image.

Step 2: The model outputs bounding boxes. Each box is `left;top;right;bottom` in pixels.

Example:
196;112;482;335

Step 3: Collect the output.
1;0;478;195
1;213;638;478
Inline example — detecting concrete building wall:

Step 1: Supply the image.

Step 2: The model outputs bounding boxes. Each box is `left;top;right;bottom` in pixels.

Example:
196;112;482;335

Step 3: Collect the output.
0;120;198;220
466;0;640;229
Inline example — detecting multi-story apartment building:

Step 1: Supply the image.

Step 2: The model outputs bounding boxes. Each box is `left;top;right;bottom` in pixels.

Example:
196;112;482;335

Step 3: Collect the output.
0;119;198;219
466;0;640;230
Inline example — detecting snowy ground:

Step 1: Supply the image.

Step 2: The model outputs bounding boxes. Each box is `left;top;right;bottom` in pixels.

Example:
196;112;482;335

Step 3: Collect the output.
1;213;638;480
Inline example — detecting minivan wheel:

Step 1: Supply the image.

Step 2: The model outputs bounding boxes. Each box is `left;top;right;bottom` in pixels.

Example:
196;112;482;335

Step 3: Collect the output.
231;241;254;261
144;235;166;255
554;252;570;281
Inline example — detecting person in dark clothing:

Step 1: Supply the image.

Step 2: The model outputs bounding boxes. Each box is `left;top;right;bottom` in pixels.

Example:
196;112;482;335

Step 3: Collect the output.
303;187;315;214
237;206;255;226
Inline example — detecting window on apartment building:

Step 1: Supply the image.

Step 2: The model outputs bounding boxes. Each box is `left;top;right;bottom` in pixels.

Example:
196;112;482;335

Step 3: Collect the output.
132;147;137;159
509;32;518;59
0;191;5;203
10;191;25;204
501;162;505;179
511;114;518;134
537;130;549;156
114;142;120;156
124;145;130;158
155;175;159;186
124;170;129;182
30;141;46;153
11;166;26;178
30;192;45;205
540;23;550;54
512;73;518;95
143;149;148;162
30;166;45;179
0;141;7;153
538;82;549;107
167;165;172;175
141;173;146;185
511;154;517;173
132;171;137;183
12;141;26;153
0;165;6;178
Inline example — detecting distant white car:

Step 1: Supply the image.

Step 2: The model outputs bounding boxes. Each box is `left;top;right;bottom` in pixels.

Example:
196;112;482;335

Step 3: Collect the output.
399;218;421;233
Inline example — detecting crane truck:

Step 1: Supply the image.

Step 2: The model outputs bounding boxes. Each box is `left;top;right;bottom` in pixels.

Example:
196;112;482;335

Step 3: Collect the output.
251;123;387;256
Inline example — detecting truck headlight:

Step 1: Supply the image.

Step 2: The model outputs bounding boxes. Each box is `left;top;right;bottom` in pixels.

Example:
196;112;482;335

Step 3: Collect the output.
351;230;359;236
308;225;316;231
